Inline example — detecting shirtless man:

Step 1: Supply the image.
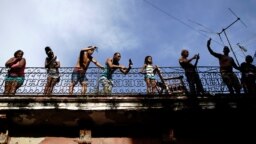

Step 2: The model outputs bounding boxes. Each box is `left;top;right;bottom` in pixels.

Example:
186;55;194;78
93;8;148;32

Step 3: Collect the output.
179;49;204;95
207;38;241;94
69;46;104;95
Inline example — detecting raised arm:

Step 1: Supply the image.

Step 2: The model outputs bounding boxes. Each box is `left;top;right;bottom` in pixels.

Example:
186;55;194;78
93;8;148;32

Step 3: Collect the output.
179;55;197;65
81;46;97;51
207;38;221;58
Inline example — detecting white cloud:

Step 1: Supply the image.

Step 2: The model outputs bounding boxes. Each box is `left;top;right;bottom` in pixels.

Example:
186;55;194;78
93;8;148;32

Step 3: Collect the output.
0;0;255;68
0;0;141;67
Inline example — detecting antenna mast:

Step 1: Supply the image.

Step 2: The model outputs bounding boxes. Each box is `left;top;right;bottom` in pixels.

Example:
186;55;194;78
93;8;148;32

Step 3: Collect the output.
217;8;246;66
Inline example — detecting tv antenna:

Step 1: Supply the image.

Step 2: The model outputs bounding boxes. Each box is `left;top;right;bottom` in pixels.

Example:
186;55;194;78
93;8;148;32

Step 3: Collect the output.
217;8;247;66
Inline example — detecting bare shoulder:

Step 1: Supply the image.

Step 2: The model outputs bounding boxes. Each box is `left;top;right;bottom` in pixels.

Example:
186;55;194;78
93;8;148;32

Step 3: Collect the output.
21;58;26;62
21;58;26;64
179;57;185;62
106;57;112;62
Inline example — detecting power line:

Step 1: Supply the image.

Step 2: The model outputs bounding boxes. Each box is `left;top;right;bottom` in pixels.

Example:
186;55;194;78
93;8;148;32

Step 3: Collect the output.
229;8;247;28
143;0;223;46
144;0;196;31
188;19;216;34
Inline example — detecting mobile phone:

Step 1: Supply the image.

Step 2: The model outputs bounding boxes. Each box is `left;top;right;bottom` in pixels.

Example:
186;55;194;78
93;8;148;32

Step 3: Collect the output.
129;59;133;66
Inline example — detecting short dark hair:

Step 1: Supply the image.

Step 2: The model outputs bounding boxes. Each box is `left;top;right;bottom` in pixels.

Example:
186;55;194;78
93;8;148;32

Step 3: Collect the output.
181;49;188;56
114;52;121;57
245;55;253;63
14;50;24;57
223;46;230;52
45;46;52;54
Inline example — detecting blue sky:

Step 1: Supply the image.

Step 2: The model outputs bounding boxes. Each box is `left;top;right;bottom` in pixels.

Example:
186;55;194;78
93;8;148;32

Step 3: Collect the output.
1;0;256;68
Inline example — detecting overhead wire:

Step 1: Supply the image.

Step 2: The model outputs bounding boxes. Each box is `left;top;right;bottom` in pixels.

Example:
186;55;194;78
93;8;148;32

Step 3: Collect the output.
143;0;223;47
143;0;253;66
188;19;216;34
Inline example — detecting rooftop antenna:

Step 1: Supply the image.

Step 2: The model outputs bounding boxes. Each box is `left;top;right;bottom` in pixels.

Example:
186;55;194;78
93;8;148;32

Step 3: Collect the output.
228;8;247;28
217;8;247;66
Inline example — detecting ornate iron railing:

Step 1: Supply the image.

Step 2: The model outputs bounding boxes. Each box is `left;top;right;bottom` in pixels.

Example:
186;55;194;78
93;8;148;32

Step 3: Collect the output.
0;67;241;95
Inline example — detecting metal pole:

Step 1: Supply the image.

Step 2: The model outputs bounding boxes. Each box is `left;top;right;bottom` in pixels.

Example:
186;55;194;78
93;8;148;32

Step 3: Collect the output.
223;30;240;66
218;17;241;66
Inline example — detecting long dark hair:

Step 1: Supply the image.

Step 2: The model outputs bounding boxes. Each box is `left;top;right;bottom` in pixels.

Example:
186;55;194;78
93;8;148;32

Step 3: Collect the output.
144;56;152;65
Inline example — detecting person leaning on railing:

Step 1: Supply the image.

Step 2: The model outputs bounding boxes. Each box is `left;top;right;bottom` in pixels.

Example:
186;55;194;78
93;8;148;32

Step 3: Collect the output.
4;50;26;95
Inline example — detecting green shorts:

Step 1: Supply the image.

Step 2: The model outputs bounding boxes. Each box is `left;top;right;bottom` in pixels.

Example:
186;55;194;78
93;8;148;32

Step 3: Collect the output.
5;76;25;86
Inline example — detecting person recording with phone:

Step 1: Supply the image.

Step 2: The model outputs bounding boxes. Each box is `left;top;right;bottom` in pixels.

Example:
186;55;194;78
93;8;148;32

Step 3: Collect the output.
4;50;26;95
44;46;60;95
179;49;204;96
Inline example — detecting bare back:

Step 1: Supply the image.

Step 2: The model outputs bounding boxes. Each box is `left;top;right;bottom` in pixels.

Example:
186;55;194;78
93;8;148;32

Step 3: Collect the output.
74;51;92;72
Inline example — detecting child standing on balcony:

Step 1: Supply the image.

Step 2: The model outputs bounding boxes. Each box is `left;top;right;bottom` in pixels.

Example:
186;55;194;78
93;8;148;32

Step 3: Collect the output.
4;50;26;95
44;47;60;95
140;56;158;94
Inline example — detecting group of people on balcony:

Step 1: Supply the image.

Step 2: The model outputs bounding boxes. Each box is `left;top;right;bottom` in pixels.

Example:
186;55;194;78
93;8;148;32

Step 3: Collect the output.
3;46;133;95
207;38;256;95
3;38;256;96
178;38;256;96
